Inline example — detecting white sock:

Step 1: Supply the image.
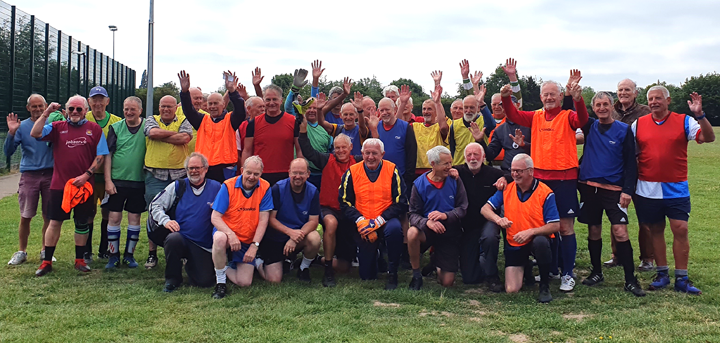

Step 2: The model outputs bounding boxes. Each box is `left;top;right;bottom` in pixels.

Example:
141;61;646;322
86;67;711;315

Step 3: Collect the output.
215;266;228;284
107;225;121;255
300;256;314;271
254;257;264;269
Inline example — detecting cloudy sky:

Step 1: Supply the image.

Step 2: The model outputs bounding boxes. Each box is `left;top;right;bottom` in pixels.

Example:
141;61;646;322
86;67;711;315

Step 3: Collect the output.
15;0;720;97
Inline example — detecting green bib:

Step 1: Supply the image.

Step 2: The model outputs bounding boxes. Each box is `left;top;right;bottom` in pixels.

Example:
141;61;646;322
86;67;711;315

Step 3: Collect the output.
110;119;147;182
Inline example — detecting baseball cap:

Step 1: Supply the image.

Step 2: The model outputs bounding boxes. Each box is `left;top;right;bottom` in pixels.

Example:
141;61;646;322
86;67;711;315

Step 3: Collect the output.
89;86;109;98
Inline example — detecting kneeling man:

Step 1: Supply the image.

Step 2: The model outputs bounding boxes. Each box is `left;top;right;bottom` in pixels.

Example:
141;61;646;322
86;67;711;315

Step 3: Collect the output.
210;156;272;299
261;159;321;283
408;146;467;290
481;154;559;303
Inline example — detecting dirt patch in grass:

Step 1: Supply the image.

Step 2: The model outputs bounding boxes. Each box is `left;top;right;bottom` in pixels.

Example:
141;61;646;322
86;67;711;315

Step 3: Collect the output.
508;333;529;342
563;313;591;321
373;301;400;308
418;310;454;317
464;288;485;295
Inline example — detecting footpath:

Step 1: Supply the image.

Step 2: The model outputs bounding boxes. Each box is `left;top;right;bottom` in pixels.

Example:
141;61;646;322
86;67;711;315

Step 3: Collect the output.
0;172;19;200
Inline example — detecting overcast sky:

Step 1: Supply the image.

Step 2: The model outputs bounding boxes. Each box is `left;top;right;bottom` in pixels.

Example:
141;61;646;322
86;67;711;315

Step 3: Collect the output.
15;0;720;97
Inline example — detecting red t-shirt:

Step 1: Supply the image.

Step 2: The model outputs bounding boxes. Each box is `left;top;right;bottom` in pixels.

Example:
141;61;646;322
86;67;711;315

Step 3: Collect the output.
247;113;297;174
42;121;106;190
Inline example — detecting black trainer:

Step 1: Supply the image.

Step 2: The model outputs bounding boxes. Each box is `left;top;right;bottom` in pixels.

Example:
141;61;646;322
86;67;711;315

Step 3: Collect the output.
385;273;398;290
322;269;336;287
408;275;423;290
212;283;227;299
582;273;604;286
163;282;179;293
421;262;436;277
624;281;646;297
538;283;553;303
297;267;311;283
486;276;505;293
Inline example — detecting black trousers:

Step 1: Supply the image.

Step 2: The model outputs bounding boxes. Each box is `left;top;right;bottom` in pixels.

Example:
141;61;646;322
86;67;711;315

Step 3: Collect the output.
164;232;215;288
460;219;501;284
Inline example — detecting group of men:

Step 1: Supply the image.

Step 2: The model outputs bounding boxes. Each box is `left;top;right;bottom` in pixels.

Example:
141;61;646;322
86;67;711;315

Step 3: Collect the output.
5;58;714;303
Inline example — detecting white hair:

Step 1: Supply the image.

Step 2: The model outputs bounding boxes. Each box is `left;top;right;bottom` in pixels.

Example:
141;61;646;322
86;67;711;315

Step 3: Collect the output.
647;85;670;99
27;94;47;105
185;152;209;169
329;86;343;98
243;155;264;170
245;96;261;108
541;81;564;95
379;97;396;109
382;85;399;97
591;91;614;106
66;94;89;110
334;133;352;147
361;138;384;153
426;146;451;165
617;78;638;90
512;153;534;169
396;96;413;107
463;142;484;158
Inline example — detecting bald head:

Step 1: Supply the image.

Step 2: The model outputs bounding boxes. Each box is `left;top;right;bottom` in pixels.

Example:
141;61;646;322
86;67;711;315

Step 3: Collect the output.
189;87;205;111
206;93;224;117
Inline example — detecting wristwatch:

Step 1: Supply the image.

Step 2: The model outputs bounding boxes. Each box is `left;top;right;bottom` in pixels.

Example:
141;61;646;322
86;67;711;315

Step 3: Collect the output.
252;242;260;248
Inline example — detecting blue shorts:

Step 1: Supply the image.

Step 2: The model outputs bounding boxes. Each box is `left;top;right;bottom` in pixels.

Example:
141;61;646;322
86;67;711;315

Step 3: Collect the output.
539;179;579;218
213;230;254;269
634;195;690;224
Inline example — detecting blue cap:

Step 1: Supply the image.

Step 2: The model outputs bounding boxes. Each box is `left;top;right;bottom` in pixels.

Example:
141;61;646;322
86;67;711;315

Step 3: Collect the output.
89;86;109;98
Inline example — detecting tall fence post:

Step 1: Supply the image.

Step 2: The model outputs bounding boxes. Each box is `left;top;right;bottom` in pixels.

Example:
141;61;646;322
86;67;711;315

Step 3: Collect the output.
29;15;35;95
44;23;49;96
9;5;16;115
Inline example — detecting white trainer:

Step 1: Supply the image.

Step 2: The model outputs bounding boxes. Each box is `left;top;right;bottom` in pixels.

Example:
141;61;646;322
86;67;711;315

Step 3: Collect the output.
8;251;27;265
559;275;576;292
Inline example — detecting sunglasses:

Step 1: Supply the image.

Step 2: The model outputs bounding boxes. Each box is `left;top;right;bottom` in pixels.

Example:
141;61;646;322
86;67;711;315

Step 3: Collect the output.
67;107;84;113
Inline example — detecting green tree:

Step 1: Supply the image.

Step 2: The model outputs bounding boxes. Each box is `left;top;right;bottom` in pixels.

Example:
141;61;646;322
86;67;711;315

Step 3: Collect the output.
391;78;429;115
681;73;720;125
582;86;596;116
135;81;180;117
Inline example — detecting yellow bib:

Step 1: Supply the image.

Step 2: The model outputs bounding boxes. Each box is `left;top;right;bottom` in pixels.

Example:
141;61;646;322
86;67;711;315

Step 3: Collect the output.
145;114;190;170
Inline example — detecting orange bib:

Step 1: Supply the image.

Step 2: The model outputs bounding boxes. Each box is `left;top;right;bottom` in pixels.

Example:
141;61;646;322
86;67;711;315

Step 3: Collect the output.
530;109;578;171
349;161;396;218
221;177;270;244
503;181;553;247
195;114;238;166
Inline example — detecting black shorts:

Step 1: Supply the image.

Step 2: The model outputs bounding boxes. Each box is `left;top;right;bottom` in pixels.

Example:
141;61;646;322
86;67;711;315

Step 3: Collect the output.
577;183;629;225
420;225;460;273
258;239;299;265
321;206;357;262
103;186;147;214
503;235;551;268
48;189;95;222
634;195;691;224
262;172;289;187
540;179;579;218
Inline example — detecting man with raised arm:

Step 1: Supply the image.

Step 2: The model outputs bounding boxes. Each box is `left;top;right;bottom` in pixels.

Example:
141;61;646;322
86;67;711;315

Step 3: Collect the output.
316;79;369;156
260;159;322;283
576;91;644;296
499;70;588;292
413;74;450;177
178;70;247;182
299;112;362;287
635;88;714;295
407;146;467;290
102;96;147;269
5;95;54;265
85;86;121;262
486;58;528;170
481;154;559;303
338;139;407;289
210;156;272;298
31;96;108;276
148;152;221;292
242;80;303;186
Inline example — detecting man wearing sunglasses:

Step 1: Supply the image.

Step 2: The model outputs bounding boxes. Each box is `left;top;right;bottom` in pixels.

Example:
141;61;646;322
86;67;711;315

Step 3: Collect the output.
31;95;109;276
84;86;121;263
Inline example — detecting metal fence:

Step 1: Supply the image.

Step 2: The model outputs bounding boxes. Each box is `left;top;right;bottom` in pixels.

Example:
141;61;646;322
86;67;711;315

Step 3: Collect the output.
0;0;136;168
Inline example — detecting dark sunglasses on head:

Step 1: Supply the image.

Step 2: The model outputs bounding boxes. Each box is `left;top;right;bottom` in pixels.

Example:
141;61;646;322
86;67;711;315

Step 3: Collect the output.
67;107;84;113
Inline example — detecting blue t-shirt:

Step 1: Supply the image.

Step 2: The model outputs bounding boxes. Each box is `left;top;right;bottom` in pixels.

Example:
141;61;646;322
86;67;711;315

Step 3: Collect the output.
4;118;54;172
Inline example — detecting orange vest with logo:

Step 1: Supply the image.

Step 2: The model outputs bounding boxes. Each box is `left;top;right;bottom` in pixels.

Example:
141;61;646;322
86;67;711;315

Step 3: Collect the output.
503;181;553;247
530;109;578;171
489;118;506;161
195;114;238;166
349;161;396;218
221;177;270;244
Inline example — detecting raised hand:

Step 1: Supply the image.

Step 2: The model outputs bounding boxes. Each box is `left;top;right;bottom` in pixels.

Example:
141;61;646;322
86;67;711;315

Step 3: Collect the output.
351;91;364;109
399;84;411;103
469;122;484;141
502;58;518;77
431;70;443;86
237;83;248;100
177;70;190;92
223;70;238;93
368;110;380;130
688;92;703;116
471;71;483;85
312;60;324;80
474;84;487;104
568;82;582;101
6;113;20;135
252;67;264;86
567;69;582;89
343;77;353;95
292;68;309;91
316;92;327;110
500;84;513;97
431;85;443;104
509;128;525;147
459;59;470;79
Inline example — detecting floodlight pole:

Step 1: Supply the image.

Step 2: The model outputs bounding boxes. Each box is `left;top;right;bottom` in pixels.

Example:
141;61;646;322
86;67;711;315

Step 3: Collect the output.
146;0;154;117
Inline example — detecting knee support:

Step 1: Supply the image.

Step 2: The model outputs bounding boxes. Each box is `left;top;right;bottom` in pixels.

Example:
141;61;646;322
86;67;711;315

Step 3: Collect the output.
74;219;90;235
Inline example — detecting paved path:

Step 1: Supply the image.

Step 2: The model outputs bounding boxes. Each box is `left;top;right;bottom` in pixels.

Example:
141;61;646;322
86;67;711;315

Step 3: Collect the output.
0;172;19;200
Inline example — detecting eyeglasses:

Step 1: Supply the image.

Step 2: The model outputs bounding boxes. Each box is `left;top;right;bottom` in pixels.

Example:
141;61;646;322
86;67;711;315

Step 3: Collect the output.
67;107;84;113
510;168;531;175
187;166;204;171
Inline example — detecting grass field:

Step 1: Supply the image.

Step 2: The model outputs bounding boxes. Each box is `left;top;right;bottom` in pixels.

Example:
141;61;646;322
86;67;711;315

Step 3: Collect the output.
1;130;720;342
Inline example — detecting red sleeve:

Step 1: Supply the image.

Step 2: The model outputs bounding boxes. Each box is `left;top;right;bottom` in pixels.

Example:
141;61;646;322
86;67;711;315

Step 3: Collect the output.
502;96;534;128
568;97;589;130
